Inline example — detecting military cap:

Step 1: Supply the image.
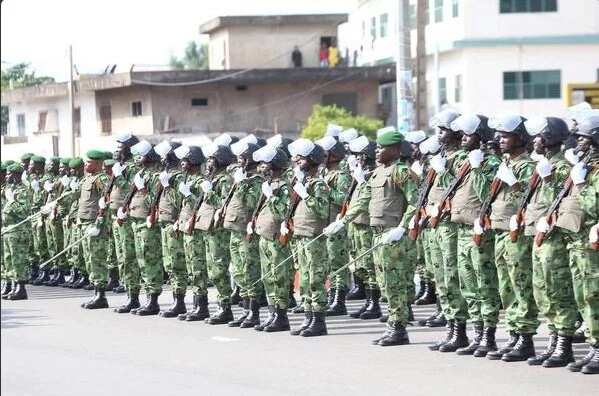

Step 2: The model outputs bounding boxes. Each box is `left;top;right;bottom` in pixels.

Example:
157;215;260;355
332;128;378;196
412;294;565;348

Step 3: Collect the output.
60;157;72;166
376;128;405;147
104;159;117;166
20;153;34;161
69;158;84;168
115;132;140;148
31;155;46;163
7;163;24;173
102;151;113;160
0;162;6;172
252;145;289;169
85;150;105;161
48;156;61;164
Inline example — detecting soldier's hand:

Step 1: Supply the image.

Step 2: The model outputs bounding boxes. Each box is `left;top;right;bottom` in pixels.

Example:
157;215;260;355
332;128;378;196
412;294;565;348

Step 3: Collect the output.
570;162;587;185
280;221;290;236
535;157;553;178
590;224;598;245
323;219;345;236
382;226;406;244
293;182;308;199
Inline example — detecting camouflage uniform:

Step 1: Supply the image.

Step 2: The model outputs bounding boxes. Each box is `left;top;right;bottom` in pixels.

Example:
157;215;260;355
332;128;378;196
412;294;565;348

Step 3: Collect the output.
2;181;31;281
30;173;51;266
45;176;68;271
347;177;376;289
66;176;85;275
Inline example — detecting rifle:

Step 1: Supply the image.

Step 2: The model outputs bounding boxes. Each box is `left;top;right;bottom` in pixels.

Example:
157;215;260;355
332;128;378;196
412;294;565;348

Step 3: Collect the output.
408;168;437;241
116;181;138;226
429;161;471;228
472;177;503;246
339;178;358;219
278;176;301;246
146;168;168;228
97;174;116;219
246;178;270;241
509;171;541;242
183;168;218;235
213;180;238;230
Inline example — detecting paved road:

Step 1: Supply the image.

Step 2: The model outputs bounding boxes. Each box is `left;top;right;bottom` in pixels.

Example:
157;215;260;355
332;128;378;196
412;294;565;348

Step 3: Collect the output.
1;286;595;396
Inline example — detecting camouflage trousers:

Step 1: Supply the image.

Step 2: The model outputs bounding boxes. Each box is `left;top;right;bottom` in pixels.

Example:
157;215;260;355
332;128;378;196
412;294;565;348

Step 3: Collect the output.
403;238;418;303
259;236;292;309
566;233;599;345
65;218;85;274
184;230;208;297
3;228;31;281
75;220;108;288
45;217;66;269
421;228;436;282
372;228;411;326
532;229;578;336
112;218;140;293
105;224;117;271
327;229;349;290
33;216;50;267
131;219;163;295
296;235;328;313
494;231;539;334
229;230;261;299
428;222;468;322
348;222;377;289
161;223;187;294
414;238;430;281
457;225;501;327
204;229;232;304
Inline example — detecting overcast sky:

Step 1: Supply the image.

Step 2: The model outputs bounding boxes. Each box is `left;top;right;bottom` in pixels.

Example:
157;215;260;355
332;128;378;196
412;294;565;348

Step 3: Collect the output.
1;0;353;81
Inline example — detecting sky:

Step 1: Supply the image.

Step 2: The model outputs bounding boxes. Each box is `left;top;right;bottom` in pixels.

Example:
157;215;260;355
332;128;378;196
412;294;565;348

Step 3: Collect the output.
1;0;353;81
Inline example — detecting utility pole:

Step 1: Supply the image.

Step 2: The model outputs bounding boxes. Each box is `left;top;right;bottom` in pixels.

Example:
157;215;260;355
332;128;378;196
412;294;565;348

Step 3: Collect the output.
395;0;413;133
415;0;428;129
68;45;76;156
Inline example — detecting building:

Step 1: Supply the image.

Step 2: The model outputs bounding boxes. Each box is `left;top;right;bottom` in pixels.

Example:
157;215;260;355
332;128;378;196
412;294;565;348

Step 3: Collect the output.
339;0;599;126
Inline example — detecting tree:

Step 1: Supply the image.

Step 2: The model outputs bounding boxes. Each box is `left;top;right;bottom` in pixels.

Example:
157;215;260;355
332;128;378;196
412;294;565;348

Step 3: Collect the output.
1;62;55;134
169;41;209;70
301;104;384;141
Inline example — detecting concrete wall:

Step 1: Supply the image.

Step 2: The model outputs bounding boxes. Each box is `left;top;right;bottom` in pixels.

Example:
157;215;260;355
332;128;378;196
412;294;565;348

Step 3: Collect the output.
94;85;154;137
208;29;230;70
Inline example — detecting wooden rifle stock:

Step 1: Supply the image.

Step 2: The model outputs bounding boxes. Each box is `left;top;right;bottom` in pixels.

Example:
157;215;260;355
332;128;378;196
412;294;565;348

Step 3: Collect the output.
116;182;138;226
534;180;572;247
429;162;471;229
408;168;437;241
509;172;540;242
472;177;503;246
98;174;116;219
278;176;300;246
213;179;238;230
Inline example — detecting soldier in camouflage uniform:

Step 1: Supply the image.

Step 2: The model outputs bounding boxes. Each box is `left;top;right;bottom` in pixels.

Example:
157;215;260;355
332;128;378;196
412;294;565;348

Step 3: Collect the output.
29;155;51;284
1;163;31;300
39;157;63;285
18;153;38;281
64;158;88;289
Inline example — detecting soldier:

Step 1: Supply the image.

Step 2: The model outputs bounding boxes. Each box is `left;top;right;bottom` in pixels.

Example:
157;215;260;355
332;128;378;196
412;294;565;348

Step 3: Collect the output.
75;150;110;309
29;155;51;285
41;157;66;286
101;158;123;293
117;140;163;316
196;143;235;325
51;158;72;287
1;163;31;300
64;158;89;289
316;135;352;316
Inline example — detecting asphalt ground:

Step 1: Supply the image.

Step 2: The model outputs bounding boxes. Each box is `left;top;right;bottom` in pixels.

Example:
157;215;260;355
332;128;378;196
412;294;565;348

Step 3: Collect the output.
1;285;596;396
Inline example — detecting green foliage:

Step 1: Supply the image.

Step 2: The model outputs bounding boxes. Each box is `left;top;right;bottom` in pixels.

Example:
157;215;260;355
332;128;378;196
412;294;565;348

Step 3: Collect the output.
300;104;383;141
169;41;209;70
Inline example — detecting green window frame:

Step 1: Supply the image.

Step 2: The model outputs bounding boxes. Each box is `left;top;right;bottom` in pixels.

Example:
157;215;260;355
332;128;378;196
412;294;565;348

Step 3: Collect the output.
503;70;561;100
380;13;389;37
434;0;444;22
452;0;459;17
409;4;417;29
500;0;557;13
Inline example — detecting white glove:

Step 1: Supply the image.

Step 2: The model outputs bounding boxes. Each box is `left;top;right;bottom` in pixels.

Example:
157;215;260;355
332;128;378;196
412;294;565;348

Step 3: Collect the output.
293;166;305;183
60;175;70;187
246;222;254;235
535;157;553;178
41;203;54;215
509;215;519;231
382;226;406;244
5;189;15;203
590;224;598;244
280;221;290;236
324;220;345;236
428;204;440;218
473;218;484;235
86;226;101;237
134;172;145;190
408;215;417;230
44;180;54;192
69;179;79;191
530;151;544;162
352;164;366;185
430;154;447;173
261;181;273;198
200;180;213;193
410;161;423;177
31;179;40;192
468;149;485;169
293;182;309;199
536;217;550;233
233;167;247;184
159;171;170;188
496;163;517;186
112;162;125;177
117;207;128;220
21;172;28;185
570;162;587;185
98;196;107;209
178;181;192;197
565;148;579;165
346;155;358;171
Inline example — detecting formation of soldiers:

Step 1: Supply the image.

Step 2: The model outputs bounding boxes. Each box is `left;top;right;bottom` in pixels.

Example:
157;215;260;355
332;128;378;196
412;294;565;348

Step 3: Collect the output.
1;105;598;375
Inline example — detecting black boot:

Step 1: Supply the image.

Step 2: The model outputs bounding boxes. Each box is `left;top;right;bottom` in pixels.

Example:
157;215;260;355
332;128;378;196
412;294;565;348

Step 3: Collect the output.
487;331;519;360
379;314;389;323
288;282;297;309
426;304;447;328
135;293;161;316
255;305;275;331
179;294;199;320
257;292;268;308
182;294;210;321
456;322;483;355
502;333;535;362
567;345;596;372
349;289;370;319
418;309;439;326
327;287;336;307
527;331;557;366
106;268;120;291
327;287;347;316
543;335;574;368
32;268;49;285
407;303;414;322
240;298;261;328
291;299;305;314
113;285;126;293
46;269;65;287
572;324;587;344
265;307;291;332
346;276;366;300
440;321;470;352
230;286;242;306
378;321;410;346
414;279;426;302
28;264;39;283
72;274;89;289
160;293;187;318
360;288;382;320
228;299;250;327
1;280;12;297
208;302;233;325
429;320;455;351
581;345;599;374
114;291;141;313
83;282;95;291
415;281;436;305
300;311;327;337
371;327;392;345
290;311;313;336
82;287;108;309
43;267;59;286
473;326;498;358
64;269;80;288
7;281;28;301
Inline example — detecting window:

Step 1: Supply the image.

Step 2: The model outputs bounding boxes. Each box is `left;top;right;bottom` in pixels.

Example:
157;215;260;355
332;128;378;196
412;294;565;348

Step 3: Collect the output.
100;104;112;133
37;111;47;132
17;114;26;136
500;0;557;13
370;16;377;40
434;0;444;22
439;77;447;106
503;70;561;100
380;13;389;38
452;0;459;17
131;101;142;117
454;75;462;102
191;98;208;106
409;4;417;29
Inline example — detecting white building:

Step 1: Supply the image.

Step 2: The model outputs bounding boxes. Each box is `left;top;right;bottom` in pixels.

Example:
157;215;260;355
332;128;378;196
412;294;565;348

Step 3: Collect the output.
338;0;599;125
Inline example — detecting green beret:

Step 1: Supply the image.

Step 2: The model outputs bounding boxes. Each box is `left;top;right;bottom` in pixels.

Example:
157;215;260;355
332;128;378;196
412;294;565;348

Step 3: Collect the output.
376;129;404;147
86;150;105;161
0;163;6;172
60;157;71;166
31;155;46;164
48;156;61;165
7;163;24;173
20;153;34;161
69;158;84;168
5;160;16;166
103;151;114;160
103;159;116;166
